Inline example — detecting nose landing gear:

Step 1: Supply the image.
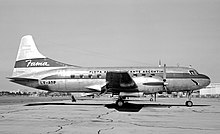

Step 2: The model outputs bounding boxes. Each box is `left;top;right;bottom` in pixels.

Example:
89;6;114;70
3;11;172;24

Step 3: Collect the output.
185;100;193;107
185;90;193;107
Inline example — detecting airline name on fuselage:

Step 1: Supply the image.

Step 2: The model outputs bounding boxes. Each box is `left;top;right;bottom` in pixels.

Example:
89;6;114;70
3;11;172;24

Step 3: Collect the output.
90;70;164;74
26;60;50;67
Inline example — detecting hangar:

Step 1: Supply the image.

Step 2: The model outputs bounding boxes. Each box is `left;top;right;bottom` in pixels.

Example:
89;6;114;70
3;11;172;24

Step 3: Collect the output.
200;83;220;97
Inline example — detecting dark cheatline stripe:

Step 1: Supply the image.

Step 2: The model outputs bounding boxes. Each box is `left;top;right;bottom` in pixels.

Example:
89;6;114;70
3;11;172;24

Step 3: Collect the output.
158;73;209;79
14;58;78;68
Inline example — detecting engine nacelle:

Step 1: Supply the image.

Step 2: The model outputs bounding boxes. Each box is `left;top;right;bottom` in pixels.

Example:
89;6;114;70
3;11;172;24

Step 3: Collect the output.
133;76;166;94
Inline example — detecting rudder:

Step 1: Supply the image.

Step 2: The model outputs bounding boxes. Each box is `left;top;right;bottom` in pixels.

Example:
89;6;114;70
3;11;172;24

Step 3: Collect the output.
16;35;45;61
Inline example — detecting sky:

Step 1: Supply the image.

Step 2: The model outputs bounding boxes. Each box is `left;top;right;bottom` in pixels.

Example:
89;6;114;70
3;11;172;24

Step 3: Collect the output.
0;0;220;92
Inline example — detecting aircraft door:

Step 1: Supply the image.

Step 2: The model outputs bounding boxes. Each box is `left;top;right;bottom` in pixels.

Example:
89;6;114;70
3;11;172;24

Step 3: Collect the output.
56;70;66;91
58;79;66;90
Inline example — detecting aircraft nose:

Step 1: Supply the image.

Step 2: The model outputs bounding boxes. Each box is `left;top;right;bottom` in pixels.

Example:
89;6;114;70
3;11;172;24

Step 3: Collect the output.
200;74;211;87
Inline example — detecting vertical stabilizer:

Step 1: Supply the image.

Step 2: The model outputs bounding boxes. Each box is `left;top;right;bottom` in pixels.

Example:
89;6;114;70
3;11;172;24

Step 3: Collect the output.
12;35;76;77
16;35;45;61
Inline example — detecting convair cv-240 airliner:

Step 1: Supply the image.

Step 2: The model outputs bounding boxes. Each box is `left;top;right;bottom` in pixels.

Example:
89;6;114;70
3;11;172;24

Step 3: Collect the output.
9;35;210;107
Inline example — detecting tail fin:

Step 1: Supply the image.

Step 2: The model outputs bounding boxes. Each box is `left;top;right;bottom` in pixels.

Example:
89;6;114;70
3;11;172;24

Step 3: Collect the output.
16;35;46;61
12;35;76;77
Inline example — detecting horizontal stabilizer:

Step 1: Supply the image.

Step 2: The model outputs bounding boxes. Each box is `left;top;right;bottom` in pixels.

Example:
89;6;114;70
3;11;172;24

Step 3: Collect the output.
7;77;38;82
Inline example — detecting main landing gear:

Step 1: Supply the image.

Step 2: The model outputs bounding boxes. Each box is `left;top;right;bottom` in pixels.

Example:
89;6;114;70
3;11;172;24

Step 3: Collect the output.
185;90;193;107
115;96;126;107
150;93;157;102
71;95;76;102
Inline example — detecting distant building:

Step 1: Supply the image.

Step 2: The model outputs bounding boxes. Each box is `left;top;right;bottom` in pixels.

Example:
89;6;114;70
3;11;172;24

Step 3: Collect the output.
200;83;220;97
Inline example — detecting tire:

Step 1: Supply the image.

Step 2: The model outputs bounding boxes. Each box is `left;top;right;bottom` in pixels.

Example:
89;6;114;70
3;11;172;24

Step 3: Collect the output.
116;100;124;107
185;101;193;107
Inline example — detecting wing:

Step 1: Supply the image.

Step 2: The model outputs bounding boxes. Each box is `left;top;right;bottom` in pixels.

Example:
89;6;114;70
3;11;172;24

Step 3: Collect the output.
100;71;167;95
103;71;138;93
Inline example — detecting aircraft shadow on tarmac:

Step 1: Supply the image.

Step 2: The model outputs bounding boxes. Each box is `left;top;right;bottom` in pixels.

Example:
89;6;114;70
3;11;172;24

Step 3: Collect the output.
25;102;210;112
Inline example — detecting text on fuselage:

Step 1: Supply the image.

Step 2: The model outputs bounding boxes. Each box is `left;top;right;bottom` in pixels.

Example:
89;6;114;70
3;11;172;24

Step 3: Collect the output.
40;80;56;85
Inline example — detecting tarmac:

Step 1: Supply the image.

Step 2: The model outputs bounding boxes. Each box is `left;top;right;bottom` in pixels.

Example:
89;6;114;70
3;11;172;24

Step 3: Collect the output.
0;96;220;134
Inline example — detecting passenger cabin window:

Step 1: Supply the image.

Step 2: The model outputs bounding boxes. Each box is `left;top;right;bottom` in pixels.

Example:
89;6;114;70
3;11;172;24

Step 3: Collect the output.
150;74;155;76
97;74;101;78
70;75;75;78
80;75;84;78
133;74;137;77
88;74;93;78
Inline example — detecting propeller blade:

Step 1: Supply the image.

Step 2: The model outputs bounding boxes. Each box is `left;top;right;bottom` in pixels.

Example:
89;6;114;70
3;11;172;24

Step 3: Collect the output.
162;64;170;93
163;64;166;82
99;83;109;96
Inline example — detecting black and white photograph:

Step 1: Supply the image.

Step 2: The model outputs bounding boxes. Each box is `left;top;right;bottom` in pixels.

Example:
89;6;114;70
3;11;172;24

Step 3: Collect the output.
0;0;220;133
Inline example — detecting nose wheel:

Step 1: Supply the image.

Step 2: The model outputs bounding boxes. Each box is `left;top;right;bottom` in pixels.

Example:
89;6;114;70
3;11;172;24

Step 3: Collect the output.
185;91;193;107
185;100;193;107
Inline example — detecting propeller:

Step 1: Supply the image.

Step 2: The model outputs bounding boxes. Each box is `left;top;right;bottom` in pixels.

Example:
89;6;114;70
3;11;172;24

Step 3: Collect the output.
163;64;166;82
99;83;109;96
162;64;169;93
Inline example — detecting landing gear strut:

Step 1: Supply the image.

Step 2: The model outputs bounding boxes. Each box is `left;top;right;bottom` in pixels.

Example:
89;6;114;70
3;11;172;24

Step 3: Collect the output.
150;93;157;102
185;90;193;107
71;95;76;102
116;96;125;107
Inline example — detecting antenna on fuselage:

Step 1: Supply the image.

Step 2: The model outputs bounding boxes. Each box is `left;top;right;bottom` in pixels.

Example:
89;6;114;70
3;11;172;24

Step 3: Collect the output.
159;59;161;67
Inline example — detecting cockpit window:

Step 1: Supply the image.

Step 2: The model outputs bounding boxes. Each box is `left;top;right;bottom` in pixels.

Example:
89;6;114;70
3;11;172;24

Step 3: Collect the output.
189;70;198;75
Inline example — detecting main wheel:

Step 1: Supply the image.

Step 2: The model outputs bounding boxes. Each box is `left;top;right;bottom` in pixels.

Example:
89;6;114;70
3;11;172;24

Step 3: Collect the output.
116;100;124;107
185;101;193;107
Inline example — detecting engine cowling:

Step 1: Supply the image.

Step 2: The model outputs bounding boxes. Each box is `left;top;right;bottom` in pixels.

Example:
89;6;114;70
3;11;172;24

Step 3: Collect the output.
133;76;166;94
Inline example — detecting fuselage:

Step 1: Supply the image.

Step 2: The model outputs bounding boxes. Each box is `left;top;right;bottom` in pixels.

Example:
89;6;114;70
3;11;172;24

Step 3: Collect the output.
13;66;210;95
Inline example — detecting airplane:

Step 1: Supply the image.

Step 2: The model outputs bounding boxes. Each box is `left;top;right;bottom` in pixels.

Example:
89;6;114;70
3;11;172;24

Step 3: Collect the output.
8;35;211;107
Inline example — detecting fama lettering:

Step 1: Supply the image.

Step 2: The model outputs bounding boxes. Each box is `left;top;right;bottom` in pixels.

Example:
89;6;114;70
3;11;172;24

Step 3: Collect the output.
26;60;50;67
